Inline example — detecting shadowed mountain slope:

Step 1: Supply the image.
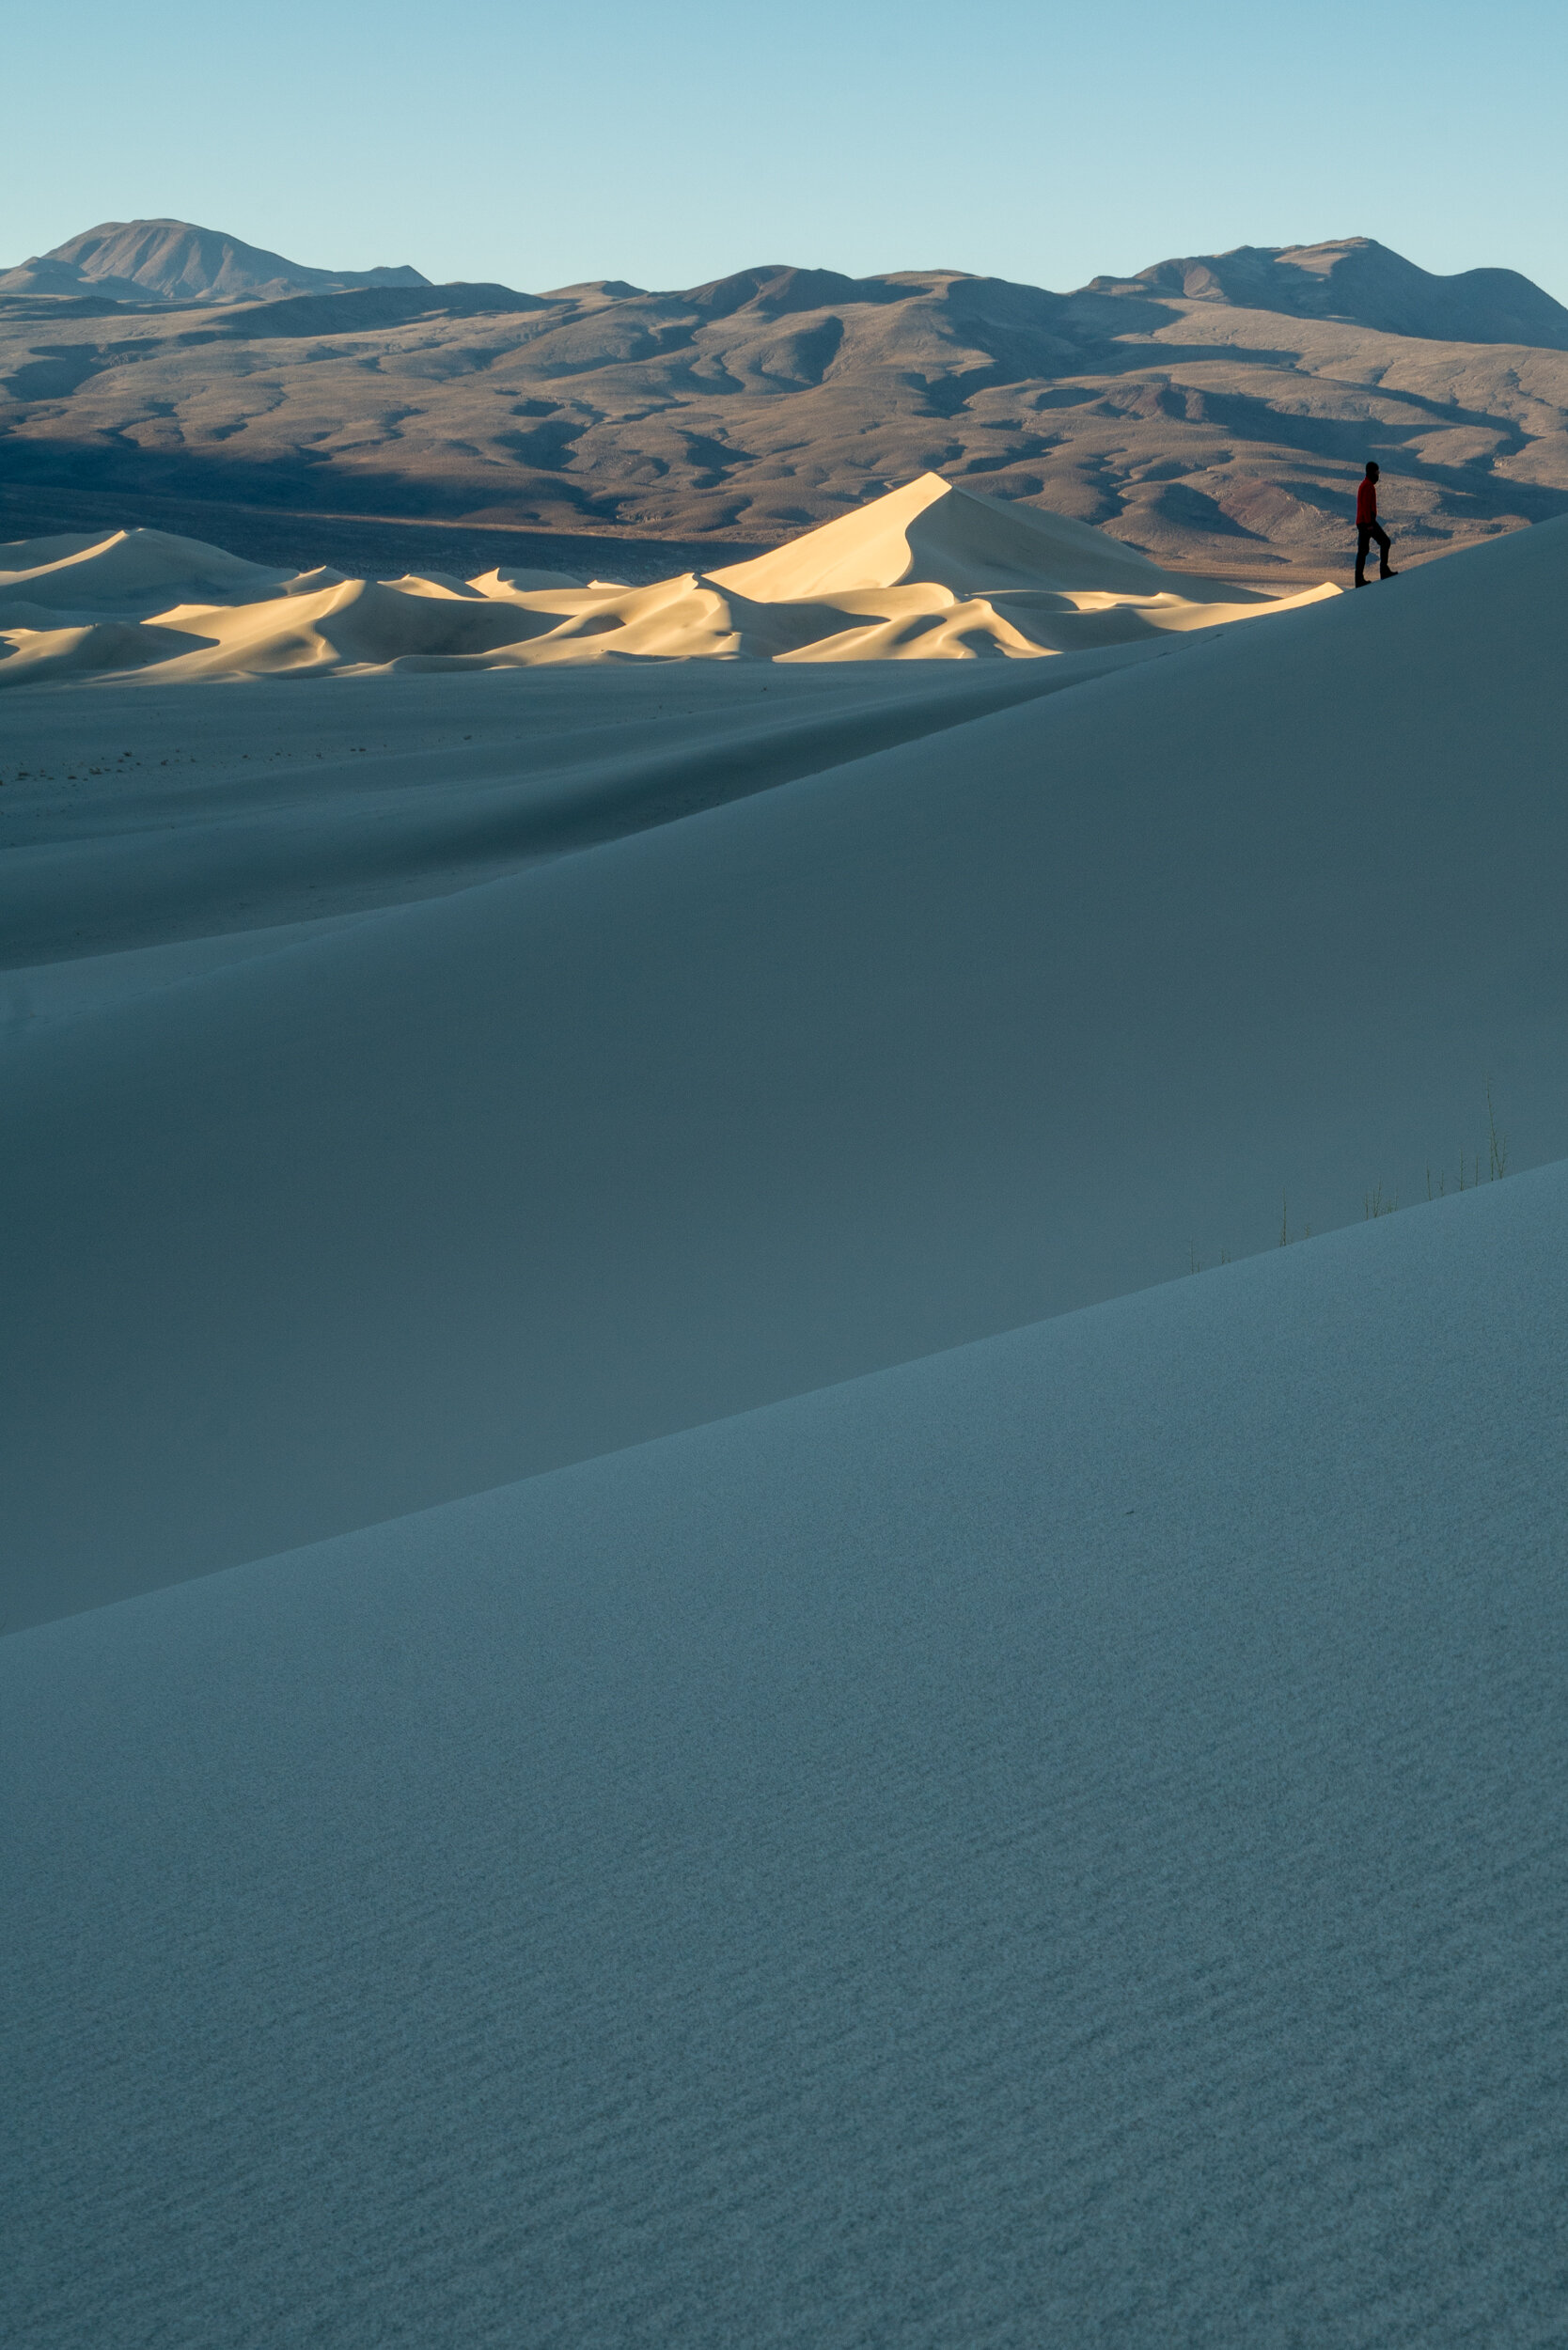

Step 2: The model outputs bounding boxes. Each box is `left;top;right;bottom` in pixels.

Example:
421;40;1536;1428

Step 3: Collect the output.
5;224;1568;575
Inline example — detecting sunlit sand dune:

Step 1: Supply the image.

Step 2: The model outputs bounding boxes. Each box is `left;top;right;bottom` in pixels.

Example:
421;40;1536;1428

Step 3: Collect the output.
0;476;1334;686
3;405;1564;2350
714;471;1247;598
1;512;1562;1617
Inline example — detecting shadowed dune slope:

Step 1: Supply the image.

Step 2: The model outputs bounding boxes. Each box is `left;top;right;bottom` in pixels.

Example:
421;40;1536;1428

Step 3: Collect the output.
0;651;1168;967
1;515;1565;1622
5;1163;1567;2344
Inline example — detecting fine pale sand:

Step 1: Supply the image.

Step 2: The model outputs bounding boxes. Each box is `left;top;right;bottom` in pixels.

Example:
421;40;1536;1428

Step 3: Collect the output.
1;505;1562;1618
3;470;1566;2350
6;1159;1567;2346
0;474;1336;686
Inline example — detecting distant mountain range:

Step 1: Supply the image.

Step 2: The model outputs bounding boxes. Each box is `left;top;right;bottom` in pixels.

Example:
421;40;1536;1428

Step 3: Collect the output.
1118;238;1568;349
4;218;1568;573
0;218;429;306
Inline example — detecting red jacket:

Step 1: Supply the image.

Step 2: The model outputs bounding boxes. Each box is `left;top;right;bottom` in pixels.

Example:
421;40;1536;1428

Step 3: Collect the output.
1356;478;1378;527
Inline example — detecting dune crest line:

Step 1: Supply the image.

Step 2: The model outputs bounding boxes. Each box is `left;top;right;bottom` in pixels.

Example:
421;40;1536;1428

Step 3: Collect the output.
0;474;1335;688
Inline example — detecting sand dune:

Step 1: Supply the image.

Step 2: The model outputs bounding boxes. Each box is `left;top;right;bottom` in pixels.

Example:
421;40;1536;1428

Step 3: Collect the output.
715;474;1228;600
5;251;1566;2350
2;511;1562;1618
0;478;1333;686
0;652;1164;970
6;1157;1566;2346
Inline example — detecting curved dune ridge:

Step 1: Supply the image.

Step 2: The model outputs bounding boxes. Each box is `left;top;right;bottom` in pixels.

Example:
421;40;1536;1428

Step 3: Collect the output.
3;463;1565;2350
0;475;1336;686
2;509;1563;1621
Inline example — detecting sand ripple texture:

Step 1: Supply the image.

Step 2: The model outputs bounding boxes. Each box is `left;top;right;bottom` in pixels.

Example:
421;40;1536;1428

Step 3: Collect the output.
0;473;1336;686
5;1167;1568;2347
5;489;1567;2348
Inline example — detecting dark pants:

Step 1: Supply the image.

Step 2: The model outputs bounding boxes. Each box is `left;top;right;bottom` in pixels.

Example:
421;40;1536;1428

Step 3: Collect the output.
1356;521;1392;585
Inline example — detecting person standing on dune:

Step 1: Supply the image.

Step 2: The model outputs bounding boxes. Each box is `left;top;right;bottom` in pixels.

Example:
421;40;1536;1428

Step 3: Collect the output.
1355;462;1397;587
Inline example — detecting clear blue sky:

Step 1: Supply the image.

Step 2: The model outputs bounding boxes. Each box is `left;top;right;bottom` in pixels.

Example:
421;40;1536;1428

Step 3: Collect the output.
7;0;1566;300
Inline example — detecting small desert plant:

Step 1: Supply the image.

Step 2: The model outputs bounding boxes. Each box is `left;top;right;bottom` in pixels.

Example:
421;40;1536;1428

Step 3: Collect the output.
1486;1077;1509;1183
1188;1083;1512;1277
1189;1242;1235;1274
